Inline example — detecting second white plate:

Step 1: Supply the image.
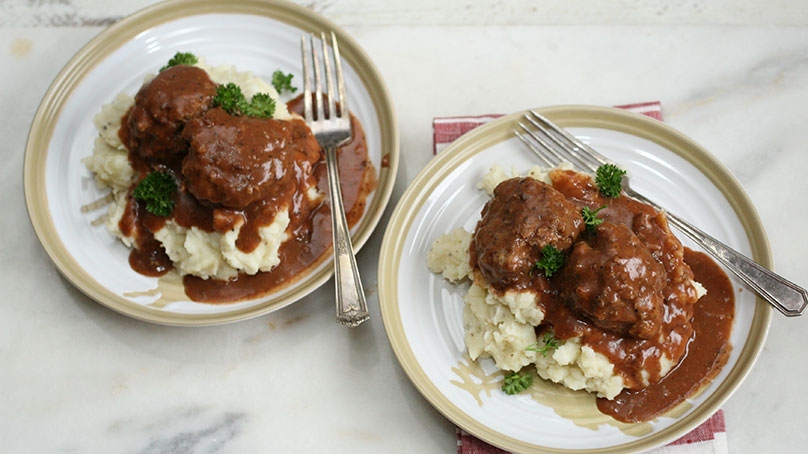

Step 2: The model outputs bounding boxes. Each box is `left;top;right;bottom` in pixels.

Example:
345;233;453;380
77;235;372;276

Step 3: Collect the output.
379;105;771;453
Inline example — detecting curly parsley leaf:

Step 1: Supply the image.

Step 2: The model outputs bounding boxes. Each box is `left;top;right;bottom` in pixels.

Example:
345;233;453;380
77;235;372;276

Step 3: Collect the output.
594;163;626;198
526;332;561;357
160;52;198;72
501;371;533;395
213;82;249;115
535;244;565;277
133;171;177;217
582;205;607;234
271;70;297;94
213;83;276;118
243;92;276;118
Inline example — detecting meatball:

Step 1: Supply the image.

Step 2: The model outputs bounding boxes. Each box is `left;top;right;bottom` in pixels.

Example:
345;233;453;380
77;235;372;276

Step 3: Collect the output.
124;65;217;164
472;177;584;290
557;221;666;339
181;108;321;210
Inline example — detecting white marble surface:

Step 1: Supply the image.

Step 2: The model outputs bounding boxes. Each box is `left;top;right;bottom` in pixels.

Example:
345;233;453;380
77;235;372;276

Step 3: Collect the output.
2;0;807;452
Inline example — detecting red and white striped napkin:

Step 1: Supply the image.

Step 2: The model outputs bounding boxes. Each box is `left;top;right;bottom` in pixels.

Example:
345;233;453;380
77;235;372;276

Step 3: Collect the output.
432;101;729;454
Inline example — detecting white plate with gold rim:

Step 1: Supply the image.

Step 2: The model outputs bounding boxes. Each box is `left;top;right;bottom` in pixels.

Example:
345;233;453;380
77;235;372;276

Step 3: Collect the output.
378;105;770;453
23;0;398;325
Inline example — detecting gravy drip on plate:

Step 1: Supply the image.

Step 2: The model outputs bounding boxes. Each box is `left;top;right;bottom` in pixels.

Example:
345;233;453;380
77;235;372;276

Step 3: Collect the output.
469;169;734;422
117;65;376;302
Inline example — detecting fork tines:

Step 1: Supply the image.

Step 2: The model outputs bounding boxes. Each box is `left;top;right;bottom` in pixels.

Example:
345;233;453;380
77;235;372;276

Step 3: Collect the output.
516;110;609;173
300;31;348;125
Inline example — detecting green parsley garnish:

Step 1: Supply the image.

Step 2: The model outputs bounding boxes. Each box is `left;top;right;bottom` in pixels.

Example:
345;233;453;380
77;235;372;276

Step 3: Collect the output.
213;82;276;118
271;70;297;94
535;244;565;277
501;371;533;395
132;171;176;217
242;92;276;118
526;332;561;357
582;205;607;234
160;52;198;72
213;83;249;115
594;163;626;198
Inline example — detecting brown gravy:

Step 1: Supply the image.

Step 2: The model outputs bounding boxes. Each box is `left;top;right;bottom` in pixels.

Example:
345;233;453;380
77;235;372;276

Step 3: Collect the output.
117;66;376;303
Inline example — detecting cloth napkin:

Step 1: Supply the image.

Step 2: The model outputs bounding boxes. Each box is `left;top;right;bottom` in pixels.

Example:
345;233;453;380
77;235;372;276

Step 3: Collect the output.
432;101;729;454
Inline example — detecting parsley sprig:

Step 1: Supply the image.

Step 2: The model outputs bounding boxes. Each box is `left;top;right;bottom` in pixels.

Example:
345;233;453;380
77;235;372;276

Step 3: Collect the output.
271;70;297;94
244;93;277;118
501;371;533;395
582;205;607;234
594;163;626;198
133;171;177;217
526;332;561;357
213;82;276;118
535;244;565;277
160;51;198;72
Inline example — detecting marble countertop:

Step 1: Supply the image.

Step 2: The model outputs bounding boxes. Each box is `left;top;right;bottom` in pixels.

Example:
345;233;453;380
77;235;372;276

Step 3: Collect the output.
2;0;807;452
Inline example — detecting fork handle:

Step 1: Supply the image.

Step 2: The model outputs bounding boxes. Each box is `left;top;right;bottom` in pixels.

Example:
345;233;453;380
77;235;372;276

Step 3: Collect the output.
324;145;370;327
629;191;808;316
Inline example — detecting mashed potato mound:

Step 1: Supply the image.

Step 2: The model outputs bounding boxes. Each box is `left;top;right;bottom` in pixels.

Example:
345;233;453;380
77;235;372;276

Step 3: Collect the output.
534;337;625;398
428;220;625;399
463;282;543;372
84;61;313;281
428;165;706;400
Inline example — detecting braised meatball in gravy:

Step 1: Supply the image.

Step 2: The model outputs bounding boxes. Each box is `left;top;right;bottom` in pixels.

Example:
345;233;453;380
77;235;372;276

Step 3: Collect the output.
472;177;584;291
182;108;321;210
558;221;666;339
123;65;217;166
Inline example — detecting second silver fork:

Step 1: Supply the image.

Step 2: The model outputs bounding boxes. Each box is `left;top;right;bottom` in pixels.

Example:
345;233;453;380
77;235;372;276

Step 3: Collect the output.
301;32;369;327
516;109;807;317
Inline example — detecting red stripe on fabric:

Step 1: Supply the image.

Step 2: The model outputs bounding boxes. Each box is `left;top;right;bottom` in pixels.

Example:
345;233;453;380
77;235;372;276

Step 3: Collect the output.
432;103;664;152
456;429;510;454
669;410;726;445
433;115;504;154
615;101;664;121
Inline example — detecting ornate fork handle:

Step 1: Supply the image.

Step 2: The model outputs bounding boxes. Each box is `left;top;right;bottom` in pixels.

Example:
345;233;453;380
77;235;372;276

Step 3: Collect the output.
325;143;369;327
302;32;369;327
628;188;808;317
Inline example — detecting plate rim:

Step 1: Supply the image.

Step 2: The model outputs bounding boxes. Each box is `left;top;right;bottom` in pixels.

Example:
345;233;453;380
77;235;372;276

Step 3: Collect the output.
378;105;772;453
23;0;399;326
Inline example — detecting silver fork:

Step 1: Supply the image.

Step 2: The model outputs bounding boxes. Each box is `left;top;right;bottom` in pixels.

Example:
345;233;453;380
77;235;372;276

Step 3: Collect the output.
516;109;807;317
301;32;369;327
